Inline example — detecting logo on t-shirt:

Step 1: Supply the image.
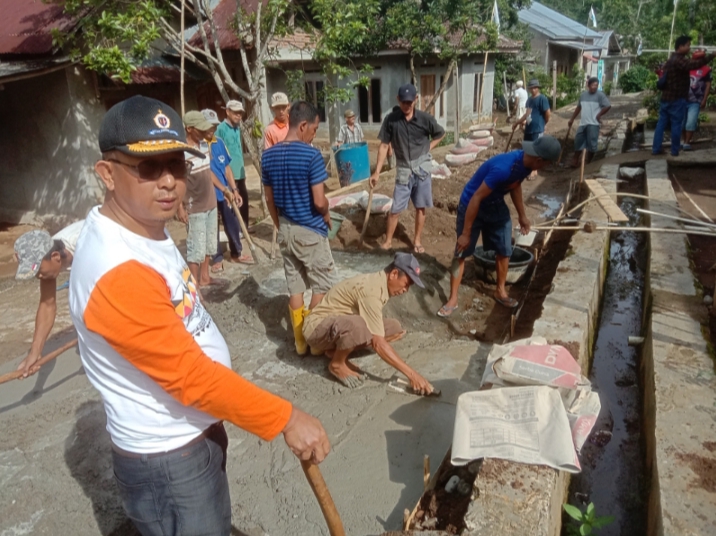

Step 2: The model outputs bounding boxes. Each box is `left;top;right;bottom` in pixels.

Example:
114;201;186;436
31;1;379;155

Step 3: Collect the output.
172;268;198;319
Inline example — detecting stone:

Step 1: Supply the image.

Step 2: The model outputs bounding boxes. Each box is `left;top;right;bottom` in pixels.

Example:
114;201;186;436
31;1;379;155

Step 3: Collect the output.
619;166;645;180
704;295;714;306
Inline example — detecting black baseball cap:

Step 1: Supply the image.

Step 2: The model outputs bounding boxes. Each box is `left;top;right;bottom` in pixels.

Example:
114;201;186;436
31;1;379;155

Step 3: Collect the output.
523;135;561;162
99;95;204;158
398;83;417;102
393;252;425;288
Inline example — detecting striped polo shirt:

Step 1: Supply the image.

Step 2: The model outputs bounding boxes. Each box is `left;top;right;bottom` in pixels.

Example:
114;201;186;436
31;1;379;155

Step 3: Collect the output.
261;141;329;236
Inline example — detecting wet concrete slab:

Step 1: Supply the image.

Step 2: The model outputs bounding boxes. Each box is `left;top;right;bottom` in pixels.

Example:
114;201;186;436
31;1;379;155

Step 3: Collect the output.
462;170;616;536
643;160;716;536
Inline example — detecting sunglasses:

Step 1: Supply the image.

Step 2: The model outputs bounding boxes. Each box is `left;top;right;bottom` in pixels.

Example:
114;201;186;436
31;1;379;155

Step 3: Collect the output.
107;158;193;180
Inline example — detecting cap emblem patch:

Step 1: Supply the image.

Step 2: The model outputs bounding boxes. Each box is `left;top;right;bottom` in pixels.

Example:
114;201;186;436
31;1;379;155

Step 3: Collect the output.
415;267;420;274
154;111;171;129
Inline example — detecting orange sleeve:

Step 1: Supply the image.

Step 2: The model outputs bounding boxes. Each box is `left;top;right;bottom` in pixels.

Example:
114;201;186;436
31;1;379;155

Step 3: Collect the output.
83;260;292;441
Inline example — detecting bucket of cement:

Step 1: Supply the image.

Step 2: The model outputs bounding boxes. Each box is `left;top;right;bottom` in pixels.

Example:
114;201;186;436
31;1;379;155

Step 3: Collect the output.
473;246;534;284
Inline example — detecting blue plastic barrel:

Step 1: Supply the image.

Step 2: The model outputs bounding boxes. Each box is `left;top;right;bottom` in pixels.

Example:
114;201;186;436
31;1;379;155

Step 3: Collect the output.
333;142;370;187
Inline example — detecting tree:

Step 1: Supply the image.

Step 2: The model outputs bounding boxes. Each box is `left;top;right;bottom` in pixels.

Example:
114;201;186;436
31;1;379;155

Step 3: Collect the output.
56;0;294;218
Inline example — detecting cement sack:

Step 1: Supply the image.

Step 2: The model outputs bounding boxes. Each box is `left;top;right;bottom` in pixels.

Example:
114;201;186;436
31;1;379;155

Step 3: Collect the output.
451;386;582;473
619;167;645;180
329;192;363;209
356;190;393;214
468;130;492;139
451;143;484;155
445;153;478;166
431;160;452;179
471;136;494;147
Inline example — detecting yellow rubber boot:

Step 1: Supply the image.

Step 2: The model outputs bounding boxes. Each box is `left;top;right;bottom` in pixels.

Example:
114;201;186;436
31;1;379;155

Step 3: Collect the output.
289;305;308;356
303;308;324;356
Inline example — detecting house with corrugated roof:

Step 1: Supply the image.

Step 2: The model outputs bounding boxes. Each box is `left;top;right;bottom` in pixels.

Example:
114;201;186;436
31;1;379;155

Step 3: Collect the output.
517;2;631;88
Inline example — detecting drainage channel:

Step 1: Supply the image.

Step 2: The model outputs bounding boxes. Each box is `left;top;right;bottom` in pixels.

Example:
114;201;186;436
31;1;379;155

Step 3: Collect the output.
563;172;648;534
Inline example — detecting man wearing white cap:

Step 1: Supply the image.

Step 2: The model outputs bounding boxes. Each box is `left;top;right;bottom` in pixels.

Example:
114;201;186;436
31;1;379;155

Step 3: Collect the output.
216;100;249;227
512;81;528;125
13;220;84;377
264;92;290;149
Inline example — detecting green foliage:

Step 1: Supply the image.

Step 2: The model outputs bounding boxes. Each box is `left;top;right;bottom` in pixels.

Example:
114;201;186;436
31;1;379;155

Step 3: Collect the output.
563;502;615;536
56;0;170;83
603;81;612;95
619;65;654;93
438;132;455;147
284;70;307;102
556;65;585;108
698;112;709;123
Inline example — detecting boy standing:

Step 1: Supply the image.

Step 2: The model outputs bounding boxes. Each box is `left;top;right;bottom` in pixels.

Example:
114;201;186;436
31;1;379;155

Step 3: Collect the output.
264;92;290;149
216;100;250;225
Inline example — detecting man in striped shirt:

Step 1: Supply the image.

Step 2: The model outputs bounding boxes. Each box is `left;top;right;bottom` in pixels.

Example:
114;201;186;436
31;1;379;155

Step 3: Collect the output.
335;109;364;146
262;101;337;356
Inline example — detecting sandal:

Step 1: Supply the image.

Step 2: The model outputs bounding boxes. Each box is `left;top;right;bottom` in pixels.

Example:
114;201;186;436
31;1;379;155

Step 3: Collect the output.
233;254;255;265
210;262;224;274
414;245;425;254
437;304;459;317
493;294;519;308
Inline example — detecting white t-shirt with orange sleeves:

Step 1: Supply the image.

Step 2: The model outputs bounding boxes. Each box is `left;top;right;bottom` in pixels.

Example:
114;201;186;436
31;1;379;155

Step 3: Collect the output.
69;207;292;453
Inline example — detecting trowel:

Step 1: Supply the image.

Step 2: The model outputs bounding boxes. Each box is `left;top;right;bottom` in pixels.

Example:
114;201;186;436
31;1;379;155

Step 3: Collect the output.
387;374;441;397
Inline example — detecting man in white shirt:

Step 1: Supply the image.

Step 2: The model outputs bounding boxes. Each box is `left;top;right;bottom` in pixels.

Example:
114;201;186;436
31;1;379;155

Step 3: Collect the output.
513;80;528;127
13;220;84;377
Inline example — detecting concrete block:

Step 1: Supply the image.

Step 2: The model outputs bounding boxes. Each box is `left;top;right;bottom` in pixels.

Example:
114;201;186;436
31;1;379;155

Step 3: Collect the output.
643;161;716;536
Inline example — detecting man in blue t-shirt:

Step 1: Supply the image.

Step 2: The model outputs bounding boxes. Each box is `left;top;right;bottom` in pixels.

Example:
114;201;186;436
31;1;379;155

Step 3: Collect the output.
262;100;336;356
201;109;253;268
437;136;561;317
513;79;551;182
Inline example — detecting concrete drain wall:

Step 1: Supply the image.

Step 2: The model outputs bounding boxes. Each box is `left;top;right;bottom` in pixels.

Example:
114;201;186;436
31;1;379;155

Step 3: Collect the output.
642;160;716;535
461;168;616;535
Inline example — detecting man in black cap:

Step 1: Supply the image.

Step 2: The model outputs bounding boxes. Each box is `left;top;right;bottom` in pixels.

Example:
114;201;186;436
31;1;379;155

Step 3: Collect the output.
512;79;551;179
302;252;435;393
369;83;445;253
438;136;561;317
70;95;329;536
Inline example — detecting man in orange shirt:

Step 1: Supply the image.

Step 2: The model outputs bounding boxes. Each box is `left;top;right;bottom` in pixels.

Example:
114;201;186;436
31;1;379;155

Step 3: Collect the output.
263;92;290;149
70;95;329;535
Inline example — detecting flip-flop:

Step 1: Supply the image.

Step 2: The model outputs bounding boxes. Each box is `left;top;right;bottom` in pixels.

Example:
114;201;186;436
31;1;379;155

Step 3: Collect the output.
232;254;255;265
414;245;425;254
437;304;459;317
493;295;519;308
210;262;224;274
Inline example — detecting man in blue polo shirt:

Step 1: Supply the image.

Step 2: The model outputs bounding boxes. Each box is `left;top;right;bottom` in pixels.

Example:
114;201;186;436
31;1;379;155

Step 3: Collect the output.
437;136;561;317
262;100;336;356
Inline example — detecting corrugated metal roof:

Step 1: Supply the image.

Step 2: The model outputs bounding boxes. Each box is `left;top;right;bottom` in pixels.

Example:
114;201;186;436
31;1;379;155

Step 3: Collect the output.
0;56;70;81
548;40;603;52
129;57;207;84
518;2;600;41
0;0;78;56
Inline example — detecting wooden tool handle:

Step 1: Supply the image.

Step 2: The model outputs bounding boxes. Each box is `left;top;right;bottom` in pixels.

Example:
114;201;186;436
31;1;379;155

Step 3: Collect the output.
359;187;374;245
227;198;256;252
504;129;515;153
0;338;78;385
557;124;572;165
300;460;346;536
270;226;278;260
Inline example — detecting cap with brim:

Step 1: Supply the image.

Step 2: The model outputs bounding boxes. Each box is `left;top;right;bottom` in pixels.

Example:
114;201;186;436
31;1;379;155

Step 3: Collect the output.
271;92;290;107
184;111;214;132
344;109;356;118
523;135;561;162
398;83;417;102
99;95;204;159
393;252;425;288
14;230;53;280
527;78;541;88
224;100;245;112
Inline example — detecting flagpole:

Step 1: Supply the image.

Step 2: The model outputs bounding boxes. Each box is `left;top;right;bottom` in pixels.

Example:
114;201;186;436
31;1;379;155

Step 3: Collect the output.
669;0;678;52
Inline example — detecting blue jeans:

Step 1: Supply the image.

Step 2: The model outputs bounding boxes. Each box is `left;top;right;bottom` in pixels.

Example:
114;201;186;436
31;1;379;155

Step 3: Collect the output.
213;199;243;264
653;99;687;155
112;424;231;536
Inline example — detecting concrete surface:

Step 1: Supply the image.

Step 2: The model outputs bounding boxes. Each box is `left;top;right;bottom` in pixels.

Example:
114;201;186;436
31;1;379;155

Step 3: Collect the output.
462;170;615;536
0;250;489;536
643;160;716;536
666;147;716;167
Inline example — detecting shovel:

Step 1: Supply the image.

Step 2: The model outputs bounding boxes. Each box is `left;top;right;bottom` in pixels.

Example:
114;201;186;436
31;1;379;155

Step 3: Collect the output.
504;128;516;153
301;460;346;536
557;124;572;166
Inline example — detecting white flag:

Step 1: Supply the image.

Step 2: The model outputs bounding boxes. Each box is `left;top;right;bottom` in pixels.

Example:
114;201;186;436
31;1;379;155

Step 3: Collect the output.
589;6;597;28
492;0;501;32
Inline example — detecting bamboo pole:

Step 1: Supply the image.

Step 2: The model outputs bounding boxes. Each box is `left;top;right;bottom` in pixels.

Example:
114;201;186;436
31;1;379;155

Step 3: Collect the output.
180;0;186;116
477;52;489;122
636;208;716;229
530;225;716;238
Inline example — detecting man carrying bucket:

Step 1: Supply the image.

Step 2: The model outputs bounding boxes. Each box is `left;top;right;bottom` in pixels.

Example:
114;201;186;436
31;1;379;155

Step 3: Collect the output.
437;136;561;317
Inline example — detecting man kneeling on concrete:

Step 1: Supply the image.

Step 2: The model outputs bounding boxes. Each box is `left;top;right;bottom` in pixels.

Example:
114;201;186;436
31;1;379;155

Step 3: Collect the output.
438;136;561;316
302;252;434;394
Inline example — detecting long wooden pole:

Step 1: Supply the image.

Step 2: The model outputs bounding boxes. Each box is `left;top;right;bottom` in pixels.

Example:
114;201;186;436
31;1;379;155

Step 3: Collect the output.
0;339;78;385
301;460;346;536
477;51;489;122
180;0;186;116
669;0;679;52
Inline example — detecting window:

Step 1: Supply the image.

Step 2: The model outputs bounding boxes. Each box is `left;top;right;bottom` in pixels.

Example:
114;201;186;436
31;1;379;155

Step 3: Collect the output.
358;78;382;124
305;80;326;122
473;73;483;113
